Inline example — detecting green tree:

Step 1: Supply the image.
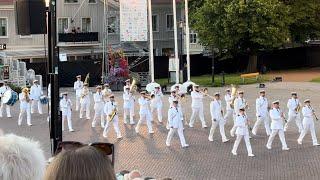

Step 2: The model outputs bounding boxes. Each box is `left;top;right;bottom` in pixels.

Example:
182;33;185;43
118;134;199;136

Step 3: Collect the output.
191;0;291;72
282;0;320;43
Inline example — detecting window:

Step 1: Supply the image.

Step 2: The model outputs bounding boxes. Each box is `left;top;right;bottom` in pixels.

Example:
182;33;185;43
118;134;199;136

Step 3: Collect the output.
65;0;78;3
89;0;96;3
190;31;198;44
162;48;174;56
153;49;158;56
166;14;174;31
20;35;32;39
81;18;91;32
0;18;8;37
152;15;159;32
108;16;117;34
58;18;69;33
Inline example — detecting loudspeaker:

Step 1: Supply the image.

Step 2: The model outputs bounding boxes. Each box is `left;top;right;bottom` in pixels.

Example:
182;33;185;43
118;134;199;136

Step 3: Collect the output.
15;0;46;35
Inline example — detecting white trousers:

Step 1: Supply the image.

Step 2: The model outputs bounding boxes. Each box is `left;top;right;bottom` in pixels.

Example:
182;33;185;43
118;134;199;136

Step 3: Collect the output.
75;96;80;111
31;100;43;114
230;114;238;136
232;134;253;155
209;118;228;142
298;120;318;145
0;102;11;117
62;110;73;131
123;107;135;124
103;116;121;137
151;106;163;122
18;107;31;126
284;114;303;132
224;110;233;123
189;107;206;127
266;129;288;149
92;104;105;127
136;112;153;133
80;102;90;119
166;128;187;147
252;116;271;135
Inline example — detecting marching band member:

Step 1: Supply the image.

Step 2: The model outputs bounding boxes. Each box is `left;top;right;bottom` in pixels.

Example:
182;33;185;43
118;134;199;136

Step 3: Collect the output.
124;79;131;91
102;83;112;102
223;89;233;123
18;88;32;126
168;90;177;108
59;92;74;132
123;87;135;125
79;83;91;120
92;86;105;128
231;108;255;157
103;94;122;139
266;100;289;151
252;90;271;136
166;100;189;148
297;99;320;146
135;91;154;134
208;93;229;142
150;85;163;123
285;92;303;133
30;80;43;114
230;91;248;137
189;85;207;128
0;81;12;118
73;75;83;111
47;83;51;122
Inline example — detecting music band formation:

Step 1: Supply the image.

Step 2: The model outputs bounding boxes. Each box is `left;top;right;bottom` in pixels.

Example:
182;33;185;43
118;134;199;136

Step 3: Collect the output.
1;75;319;157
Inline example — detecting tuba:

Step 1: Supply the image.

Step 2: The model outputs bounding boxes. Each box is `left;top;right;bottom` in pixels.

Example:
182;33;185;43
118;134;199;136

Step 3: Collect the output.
84;73;90;86
81;87;89;99
129;79;138;93
230;84;238;109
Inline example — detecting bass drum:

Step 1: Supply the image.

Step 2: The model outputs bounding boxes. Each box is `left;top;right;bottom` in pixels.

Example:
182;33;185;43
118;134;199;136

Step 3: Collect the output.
2;90;18;106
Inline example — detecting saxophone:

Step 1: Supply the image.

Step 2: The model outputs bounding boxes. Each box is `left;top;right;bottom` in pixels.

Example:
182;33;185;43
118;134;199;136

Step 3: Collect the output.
108;104;117;122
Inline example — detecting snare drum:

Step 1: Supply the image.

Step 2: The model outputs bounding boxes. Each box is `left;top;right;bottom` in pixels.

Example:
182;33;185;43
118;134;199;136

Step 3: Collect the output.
2;90;18;106
40;95;49;105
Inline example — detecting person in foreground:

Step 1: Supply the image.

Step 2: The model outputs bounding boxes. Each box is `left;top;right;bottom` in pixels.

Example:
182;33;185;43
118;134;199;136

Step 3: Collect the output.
231;108;255;157
45;146;116;180
0;131;46;180
166;100;189;148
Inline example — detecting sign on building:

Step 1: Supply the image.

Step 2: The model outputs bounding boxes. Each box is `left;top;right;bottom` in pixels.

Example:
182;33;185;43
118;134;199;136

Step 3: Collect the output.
120;0;148;42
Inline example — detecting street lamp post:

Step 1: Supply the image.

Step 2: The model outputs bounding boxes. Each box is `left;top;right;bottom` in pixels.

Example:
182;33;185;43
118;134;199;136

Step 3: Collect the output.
179;20;184;83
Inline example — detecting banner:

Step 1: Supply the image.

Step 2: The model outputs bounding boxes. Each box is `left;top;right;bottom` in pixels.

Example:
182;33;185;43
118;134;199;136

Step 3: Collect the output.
120;0;148;42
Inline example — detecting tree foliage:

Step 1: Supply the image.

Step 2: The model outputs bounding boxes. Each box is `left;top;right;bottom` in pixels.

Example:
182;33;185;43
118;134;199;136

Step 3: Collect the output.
190;0;291;57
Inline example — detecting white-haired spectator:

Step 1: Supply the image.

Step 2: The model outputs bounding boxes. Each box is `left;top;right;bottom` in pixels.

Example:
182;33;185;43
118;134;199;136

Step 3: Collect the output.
124;170;143;180
0;132;46;180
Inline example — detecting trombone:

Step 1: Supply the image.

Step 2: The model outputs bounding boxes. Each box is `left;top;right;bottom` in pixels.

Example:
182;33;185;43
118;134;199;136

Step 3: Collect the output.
199;88;215;99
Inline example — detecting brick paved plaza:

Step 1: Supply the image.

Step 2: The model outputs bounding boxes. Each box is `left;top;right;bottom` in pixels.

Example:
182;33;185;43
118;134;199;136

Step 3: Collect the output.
1;82;320;180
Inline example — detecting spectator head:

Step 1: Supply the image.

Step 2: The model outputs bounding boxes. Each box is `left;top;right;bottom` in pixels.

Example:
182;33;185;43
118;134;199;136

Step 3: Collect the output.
0;133;46;180
124;170;143;180
44;146;116;180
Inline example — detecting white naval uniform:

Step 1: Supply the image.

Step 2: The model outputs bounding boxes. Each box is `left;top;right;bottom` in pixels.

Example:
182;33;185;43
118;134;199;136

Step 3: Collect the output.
123;91;135;124
285;98;303;132
166;107;188;147
224;94;234;123
150;90;163;123
252;96;271;136
30;84;43;114
124;85;135;116
92;92;105;127
189;91;207;128
208;100;228;142
266;108;288;150
59;97;73;131
135;97;153;133
79;88;91;119
230;97;247;136
231;114;253;156
73;80;84;111
103;101;122;138
18;93;31;126
0;85;11;117
297;106;319;145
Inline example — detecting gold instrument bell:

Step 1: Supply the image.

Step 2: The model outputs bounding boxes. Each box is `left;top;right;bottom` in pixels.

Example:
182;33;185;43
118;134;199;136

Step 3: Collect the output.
230;84;238;109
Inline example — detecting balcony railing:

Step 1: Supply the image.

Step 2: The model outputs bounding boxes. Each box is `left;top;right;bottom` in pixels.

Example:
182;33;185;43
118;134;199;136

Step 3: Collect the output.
58;32;99;43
